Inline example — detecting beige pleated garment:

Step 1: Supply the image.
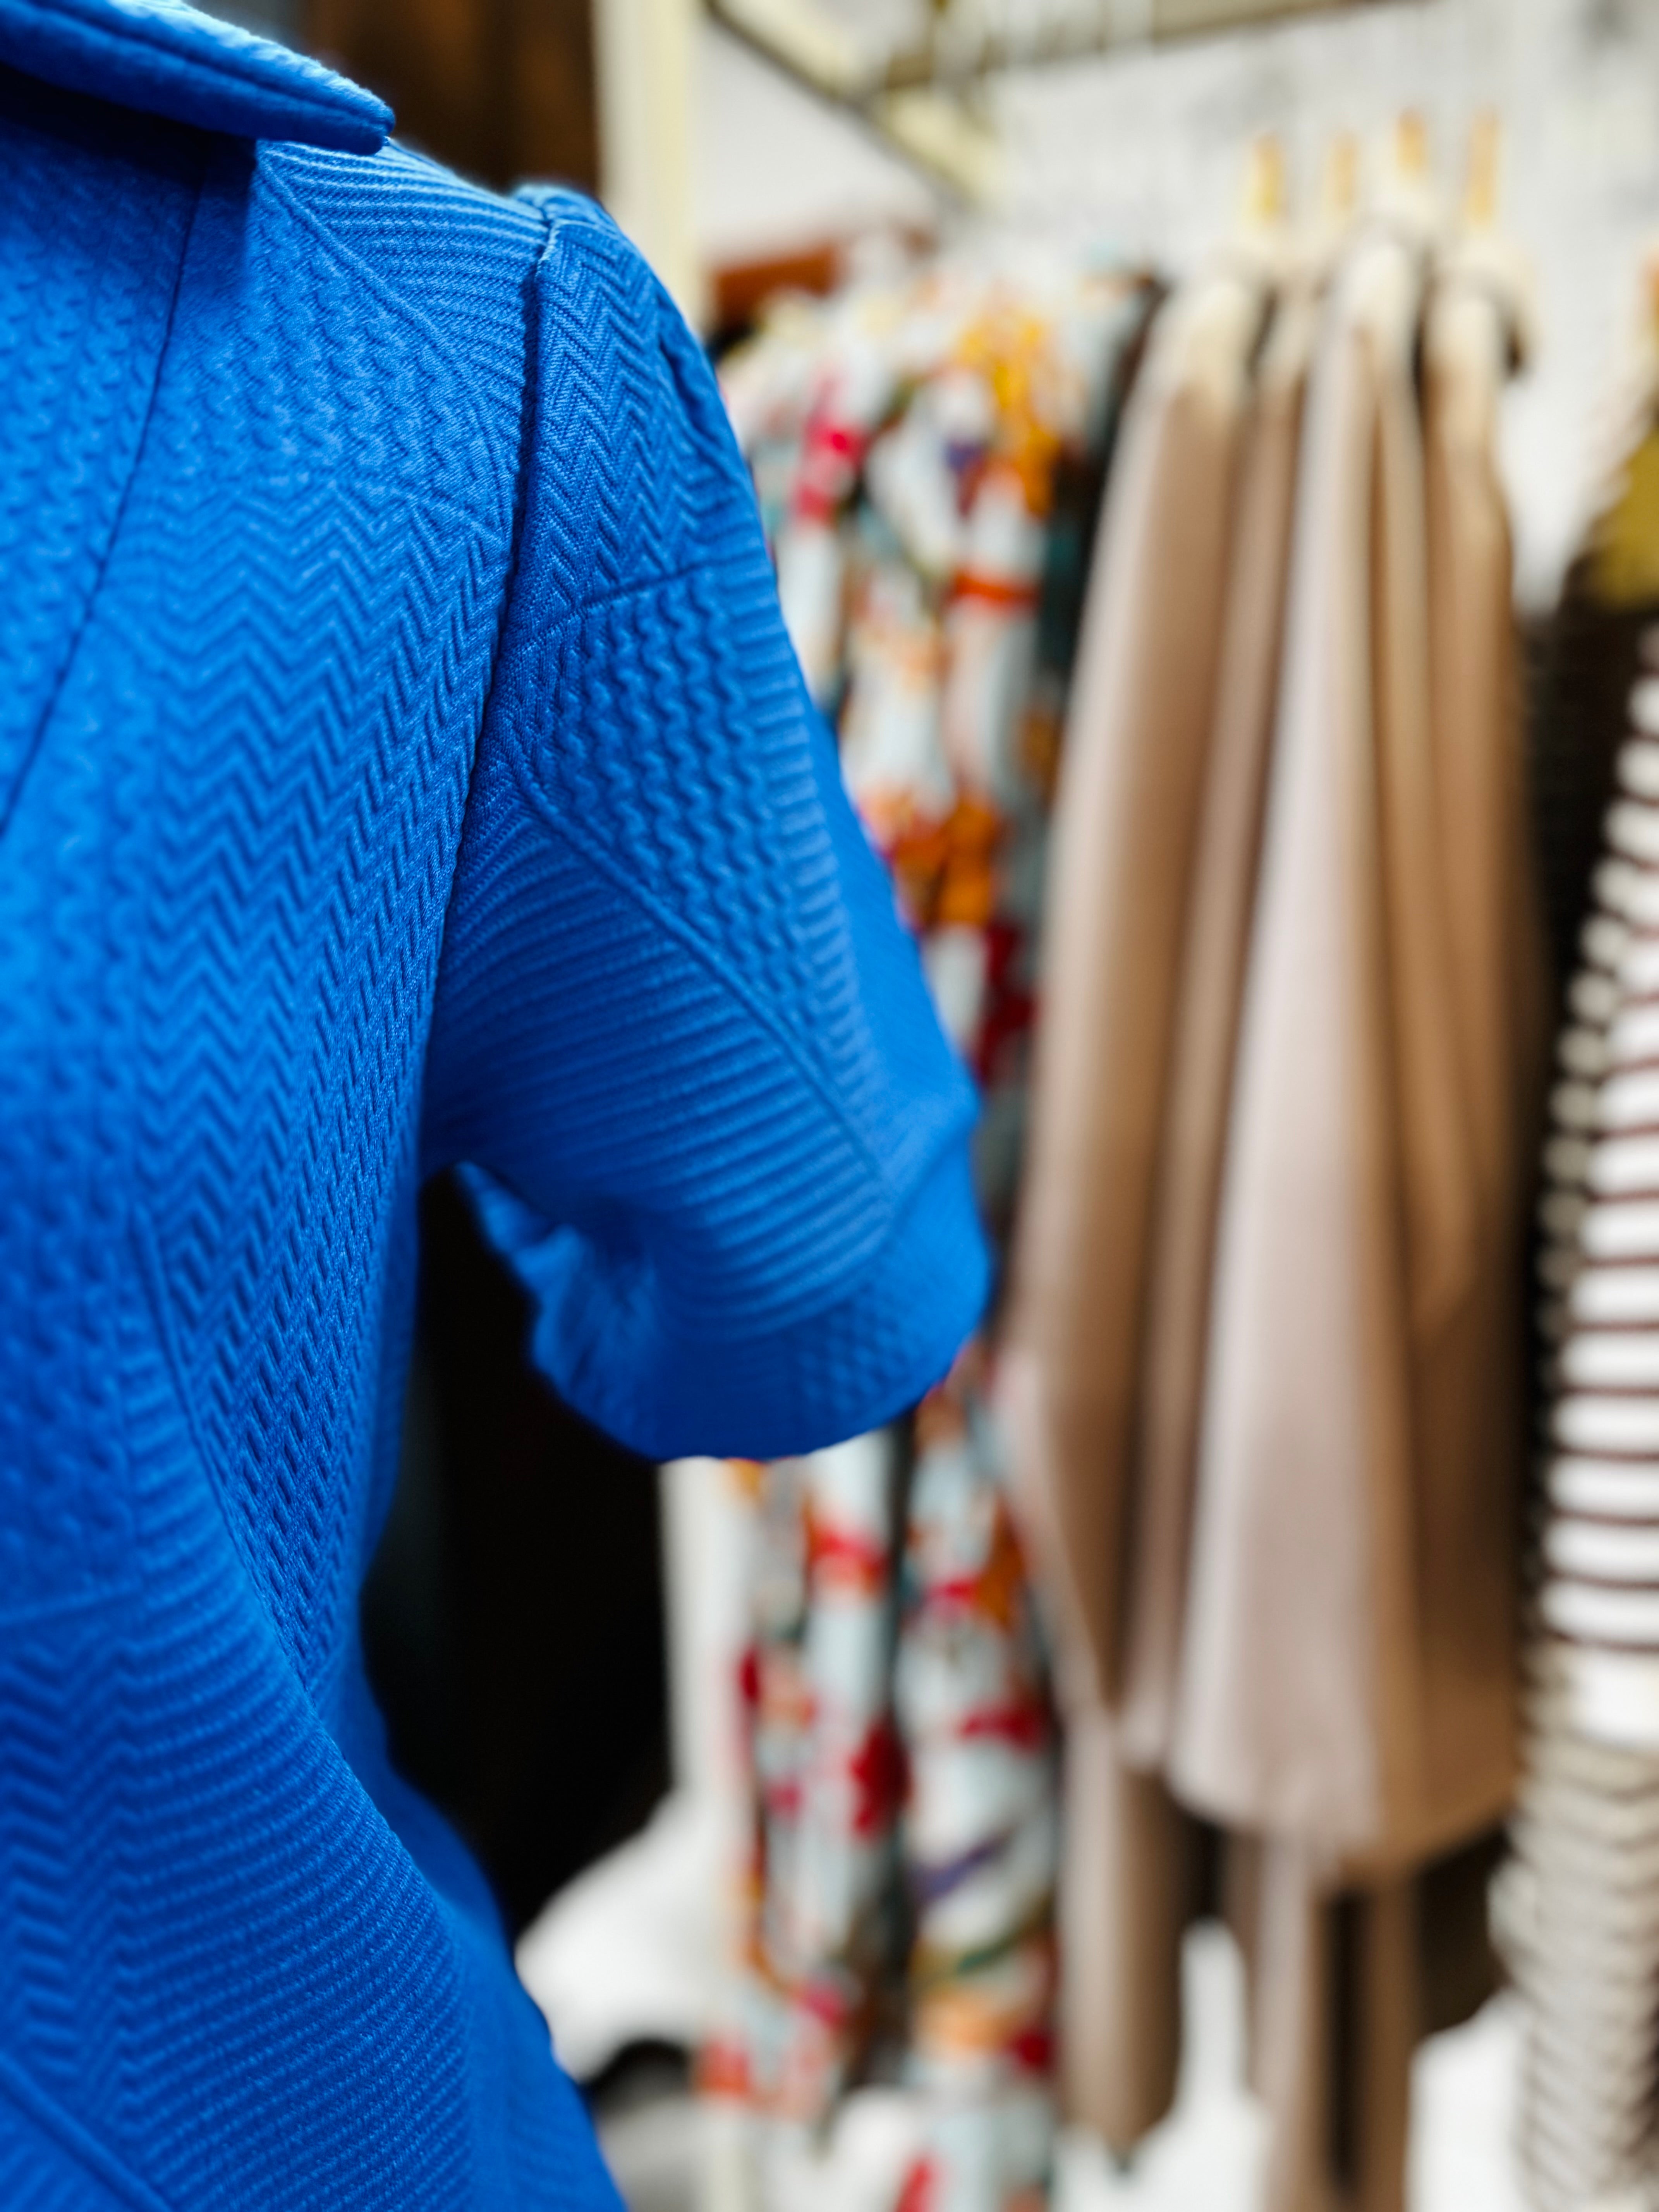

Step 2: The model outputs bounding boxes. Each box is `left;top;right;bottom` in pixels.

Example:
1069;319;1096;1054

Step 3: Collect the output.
1118;280;1318;1769
1173;227;1536;1857
1006;222;1540;2212
1413;249;1547;1827
1176;222;1448;1850
1171;231;1537;2212
999;257;1270;2147
1002;256;1268;1714
1030;279;1316;2155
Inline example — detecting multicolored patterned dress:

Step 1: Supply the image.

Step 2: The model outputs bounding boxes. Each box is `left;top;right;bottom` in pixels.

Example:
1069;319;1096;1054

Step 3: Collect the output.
708;256;1154;2212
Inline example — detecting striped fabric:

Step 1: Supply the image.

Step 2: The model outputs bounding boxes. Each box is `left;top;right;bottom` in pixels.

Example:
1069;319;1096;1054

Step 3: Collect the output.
1509;639;1659;2211
1537;663;1659;1736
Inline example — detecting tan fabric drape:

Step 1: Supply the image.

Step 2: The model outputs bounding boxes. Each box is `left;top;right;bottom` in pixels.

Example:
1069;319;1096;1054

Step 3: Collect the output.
1171;228;1538;1863
1001;253;1272;2155
1118;280;1316;1768
1003;259;1269;1714
1005;221;1540;2212
1053;1709;1194;2150
1173;227;1441;1851
1415;254;1549;1826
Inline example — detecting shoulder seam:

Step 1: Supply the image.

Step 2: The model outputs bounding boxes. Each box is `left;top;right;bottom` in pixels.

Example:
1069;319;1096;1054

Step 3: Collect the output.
419;192;558;1155
256;154;518;529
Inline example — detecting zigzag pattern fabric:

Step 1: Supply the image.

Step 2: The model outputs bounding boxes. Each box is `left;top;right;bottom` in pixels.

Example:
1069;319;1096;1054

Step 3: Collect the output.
0;7;986;2205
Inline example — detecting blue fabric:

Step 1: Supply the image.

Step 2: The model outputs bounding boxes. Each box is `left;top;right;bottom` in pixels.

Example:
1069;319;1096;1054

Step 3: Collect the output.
0;7;987;2207
0;0;391;148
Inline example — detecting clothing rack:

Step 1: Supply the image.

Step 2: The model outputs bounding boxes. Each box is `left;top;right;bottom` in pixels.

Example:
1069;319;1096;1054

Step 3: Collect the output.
710;0;1372;198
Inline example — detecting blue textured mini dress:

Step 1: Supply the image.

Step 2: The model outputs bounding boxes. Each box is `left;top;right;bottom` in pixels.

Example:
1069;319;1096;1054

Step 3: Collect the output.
0;3;988;2201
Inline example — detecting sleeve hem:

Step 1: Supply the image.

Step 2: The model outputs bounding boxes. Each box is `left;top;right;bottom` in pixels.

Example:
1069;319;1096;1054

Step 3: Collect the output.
531;1134;991;1465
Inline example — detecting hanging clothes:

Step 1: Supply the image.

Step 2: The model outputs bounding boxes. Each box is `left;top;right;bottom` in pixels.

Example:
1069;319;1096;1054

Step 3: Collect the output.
1179;208;1466;1851
1001;250;1272;1724
712;256;1155;2212
1190;216;1540;2209
1005;192;1542;2212
736;1432;910;2129
999;238;1281;2153
1118;270;1317;1771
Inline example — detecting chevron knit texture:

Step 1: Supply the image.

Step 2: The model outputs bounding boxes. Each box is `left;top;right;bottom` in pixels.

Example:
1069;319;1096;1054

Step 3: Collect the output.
0;9;986;2205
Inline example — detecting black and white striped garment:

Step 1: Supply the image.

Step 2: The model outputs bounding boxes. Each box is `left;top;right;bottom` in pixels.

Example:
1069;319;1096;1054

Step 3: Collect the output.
1508;641;1659;2212
1540;675;1659;1730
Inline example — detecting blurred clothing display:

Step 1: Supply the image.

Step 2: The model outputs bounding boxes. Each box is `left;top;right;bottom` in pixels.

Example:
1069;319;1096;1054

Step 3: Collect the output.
1005;188;1544;2212
1002;246;1276;1741
1175;213;1539;1853
1004;233;1302;2162
0;2;989;2206
1506;384;1659;2212
1113;267;1316;1774
711;256;1155;2212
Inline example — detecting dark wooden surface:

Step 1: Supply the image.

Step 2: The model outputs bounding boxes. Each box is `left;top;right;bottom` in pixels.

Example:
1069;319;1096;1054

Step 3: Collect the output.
307;0;599;192
362;1172;668;1938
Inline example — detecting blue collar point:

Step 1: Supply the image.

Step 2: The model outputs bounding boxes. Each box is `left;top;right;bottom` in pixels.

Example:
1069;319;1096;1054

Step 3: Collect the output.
0;0;392;151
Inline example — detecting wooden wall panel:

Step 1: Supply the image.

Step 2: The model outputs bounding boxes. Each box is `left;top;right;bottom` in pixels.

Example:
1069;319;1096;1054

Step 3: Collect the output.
307;0;599;191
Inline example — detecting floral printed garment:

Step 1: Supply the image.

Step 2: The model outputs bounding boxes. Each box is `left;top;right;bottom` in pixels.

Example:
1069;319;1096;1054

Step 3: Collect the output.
710;256;1153;2212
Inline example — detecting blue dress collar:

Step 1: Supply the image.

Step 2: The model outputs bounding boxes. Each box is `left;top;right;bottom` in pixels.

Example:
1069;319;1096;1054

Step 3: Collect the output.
0;0;391;151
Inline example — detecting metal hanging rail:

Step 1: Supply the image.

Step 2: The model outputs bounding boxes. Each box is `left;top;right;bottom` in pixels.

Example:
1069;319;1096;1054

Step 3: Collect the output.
708;0;1372;198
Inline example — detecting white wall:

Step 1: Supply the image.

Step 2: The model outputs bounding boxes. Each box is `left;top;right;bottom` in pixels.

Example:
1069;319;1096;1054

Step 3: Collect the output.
696;23;938;267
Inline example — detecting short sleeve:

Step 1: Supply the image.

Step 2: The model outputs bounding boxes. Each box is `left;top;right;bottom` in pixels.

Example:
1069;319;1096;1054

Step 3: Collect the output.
420;194;988;1462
